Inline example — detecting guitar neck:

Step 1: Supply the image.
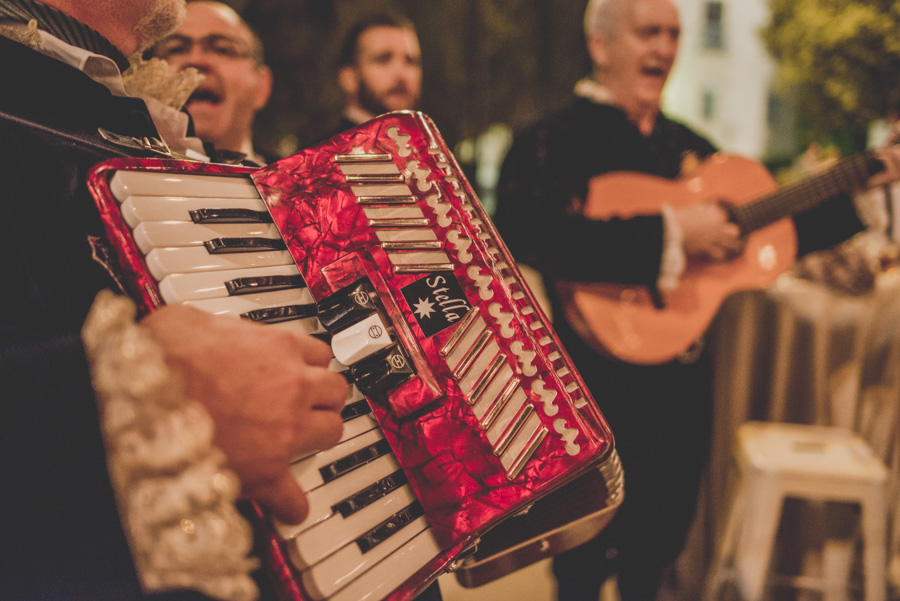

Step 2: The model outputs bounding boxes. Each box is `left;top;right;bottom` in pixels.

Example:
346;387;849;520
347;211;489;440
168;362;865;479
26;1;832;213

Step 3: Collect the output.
730;152;884;235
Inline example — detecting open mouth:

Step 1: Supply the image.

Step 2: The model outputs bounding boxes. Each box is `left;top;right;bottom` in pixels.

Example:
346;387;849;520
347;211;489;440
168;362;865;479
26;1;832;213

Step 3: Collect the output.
642;66;668;79
385;81;414;98
187;89;222;105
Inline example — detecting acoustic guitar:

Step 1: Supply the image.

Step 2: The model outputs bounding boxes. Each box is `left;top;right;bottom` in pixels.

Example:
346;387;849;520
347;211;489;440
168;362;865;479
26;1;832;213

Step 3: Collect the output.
556;151;887;365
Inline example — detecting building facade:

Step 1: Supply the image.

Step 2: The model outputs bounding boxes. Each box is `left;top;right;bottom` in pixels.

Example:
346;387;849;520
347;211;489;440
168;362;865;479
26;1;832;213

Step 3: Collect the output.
664;0;797;164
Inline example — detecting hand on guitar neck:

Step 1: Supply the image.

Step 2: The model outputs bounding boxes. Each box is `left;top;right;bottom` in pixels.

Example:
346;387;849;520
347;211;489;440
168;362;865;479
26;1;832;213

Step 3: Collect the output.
868;143;900;188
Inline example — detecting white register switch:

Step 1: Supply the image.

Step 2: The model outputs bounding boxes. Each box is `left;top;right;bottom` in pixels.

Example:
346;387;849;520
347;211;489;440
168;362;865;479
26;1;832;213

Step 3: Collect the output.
330;312;394;365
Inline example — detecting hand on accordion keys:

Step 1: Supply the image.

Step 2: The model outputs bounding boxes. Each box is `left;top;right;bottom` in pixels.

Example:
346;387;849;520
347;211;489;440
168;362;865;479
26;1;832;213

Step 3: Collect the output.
141;304;349;524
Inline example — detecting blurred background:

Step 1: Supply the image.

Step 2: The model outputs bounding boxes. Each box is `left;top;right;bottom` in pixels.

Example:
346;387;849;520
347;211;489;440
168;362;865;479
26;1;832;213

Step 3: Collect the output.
221;0;900;213
207;2;900;598
226;0;588;164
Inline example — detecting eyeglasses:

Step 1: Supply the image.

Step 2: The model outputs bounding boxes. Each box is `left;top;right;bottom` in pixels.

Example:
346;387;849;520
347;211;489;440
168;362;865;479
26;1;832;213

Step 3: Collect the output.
154;34;255;62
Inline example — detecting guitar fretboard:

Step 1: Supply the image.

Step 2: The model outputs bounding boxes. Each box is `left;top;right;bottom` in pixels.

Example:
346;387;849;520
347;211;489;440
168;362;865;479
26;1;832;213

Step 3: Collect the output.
731;152;883;235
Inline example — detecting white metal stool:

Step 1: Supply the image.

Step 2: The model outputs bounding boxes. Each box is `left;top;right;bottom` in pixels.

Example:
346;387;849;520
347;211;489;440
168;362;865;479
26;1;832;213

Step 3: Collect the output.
705;421;889;601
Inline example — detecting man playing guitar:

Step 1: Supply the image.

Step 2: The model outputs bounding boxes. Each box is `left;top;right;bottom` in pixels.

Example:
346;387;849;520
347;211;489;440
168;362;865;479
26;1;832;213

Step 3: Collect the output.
492;0;900;599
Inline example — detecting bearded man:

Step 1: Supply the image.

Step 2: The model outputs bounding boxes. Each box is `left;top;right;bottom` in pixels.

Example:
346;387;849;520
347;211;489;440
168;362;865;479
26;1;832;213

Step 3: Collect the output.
320;11;422;141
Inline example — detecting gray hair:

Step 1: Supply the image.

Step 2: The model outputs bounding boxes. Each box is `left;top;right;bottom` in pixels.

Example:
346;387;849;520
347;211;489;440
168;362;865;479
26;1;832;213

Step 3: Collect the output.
583;0;625;39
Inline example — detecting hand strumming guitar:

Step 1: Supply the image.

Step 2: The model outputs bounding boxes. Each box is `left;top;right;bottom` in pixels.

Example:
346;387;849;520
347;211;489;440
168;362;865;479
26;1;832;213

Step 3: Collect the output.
672;201;745;262
668;143;900;265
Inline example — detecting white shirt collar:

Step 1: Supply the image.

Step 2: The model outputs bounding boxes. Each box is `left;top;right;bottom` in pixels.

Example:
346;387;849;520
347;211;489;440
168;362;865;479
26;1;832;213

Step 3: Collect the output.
343;105;377;126
33;28;208;160
573;77;617;106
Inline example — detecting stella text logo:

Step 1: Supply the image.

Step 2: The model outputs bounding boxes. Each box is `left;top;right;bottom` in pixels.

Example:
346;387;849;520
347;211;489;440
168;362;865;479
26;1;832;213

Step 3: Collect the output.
401;271;472;337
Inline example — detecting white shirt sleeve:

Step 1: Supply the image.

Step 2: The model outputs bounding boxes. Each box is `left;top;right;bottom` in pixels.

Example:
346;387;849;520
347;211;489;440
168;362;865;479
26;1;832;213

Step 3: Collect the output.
853;184;894;236
658;203;687;291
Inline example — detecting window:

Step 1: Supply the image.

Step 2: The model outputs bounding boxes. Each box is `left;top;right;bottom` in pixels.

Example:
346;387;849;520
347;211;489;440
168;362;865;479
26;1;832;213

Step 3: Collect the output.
702;1;725;50
767;91;784;127
702;89;716;121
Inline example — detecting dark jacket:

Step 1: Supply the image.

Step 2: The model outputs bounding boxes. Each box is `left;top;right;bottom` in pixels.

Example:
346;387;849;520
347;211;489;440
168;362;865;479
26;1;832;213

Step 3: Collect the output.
492;97;866;577
0;34;221;601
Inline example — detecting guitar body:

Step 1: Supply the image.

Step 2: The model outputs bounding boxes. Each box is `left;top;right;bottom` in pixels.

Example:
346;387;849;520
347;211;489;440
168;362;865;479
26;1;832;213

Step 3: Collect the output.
558;154;797;365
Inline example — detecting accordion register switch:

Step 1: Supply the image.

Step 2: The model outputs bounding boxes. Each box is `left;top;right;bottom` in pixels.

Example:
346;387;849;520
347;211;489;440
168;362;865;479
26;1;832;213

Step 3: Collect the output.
320;276;418;396
330;312;394;365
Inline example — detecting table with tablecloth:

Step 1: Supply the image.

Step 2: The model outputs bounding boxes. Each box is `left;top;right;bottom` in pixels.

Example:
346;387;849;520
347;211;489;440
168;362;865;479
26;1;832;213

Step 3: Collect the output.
675;270;900;599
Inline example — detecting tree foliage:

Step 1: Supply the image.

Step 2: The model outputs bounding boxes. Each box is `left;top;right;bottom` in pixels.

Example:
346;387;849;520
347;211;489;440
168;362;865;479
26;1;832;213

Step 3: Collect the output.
762;0;900;143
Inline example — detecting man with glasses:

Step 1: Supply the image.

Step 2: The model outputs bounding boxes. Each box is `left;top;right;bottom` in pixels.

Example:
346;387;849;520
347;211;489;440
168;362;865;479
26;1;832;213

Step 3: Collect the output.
152;0;274;165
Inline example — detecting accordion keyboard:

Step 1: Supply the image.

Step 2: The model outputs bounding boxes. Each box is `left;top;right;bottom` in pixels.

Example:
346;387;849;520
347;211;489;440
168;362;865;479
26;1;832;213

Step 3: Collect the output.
107;168;442;601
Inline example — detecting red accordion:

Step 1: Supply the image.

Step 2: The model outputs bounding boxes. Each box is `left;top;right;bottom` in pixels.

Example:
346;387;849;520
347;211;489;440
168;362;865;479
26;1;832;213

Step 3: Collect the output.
88;112;621;601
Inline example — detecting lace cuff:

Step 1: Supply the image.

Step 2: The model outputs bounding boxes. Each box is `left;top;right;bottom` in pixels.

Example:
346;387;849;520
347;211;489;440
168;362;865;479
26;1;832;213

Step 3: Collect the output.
82;290;259;601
